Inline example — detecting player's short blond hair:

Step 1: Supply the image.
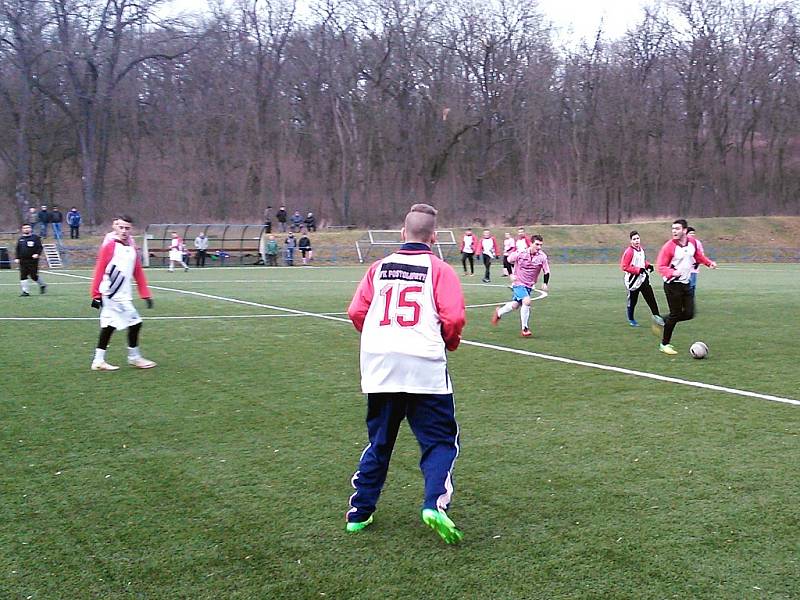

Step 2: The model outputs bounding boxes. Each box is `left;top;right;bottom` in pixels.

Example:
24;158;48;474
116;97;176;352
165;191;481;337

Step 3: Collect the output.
404;204;437;241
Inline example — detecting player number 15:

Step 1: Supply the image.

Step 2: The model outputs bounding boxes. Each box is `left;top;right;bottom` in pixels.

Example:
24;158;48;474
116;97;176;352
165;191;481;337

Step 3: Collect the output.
379;284;422;327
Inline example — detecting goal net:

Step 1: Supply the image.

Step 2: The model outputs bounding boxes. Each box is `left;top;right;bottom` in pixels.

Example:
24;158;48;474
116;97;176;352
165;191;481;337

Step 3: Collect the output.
355;229;457;263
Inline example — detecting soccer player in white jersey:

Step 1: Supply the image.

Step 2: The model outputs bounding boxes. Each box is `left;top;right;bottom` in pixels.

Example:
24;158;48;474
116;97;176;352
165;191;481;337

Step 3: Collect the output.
655;219;717;355
346;203;466;544
90;215;156;371
168;231;189;272
620;230;664;328
491;234;550;337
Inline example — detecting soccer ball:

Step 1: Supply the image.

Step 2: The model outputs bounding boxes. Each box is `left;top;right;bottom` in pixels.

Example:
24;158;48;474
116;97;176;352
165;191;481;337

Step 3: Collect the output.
689;341;708;359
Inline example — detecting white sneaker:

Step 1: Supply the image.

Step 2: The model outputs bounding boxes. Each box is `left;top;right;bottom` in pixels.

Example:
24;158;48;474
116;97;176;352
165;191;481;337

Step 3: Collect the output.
128;357;157;369
91;361;120;371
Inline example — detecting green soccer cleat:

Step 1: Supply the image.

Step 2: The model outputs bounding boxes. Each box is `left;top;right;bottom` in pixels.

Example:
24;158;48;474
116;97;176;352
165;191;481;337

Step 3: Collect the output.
345;515;373;533
421;508;463;544
659;343;678;355
652;314;665;327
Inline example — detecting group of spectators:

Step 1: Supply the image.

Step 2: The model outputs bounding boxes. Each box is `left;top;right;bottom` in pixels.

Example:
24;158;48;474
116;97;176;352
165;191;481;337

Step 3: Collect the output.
262;232;313;266
264;205;316;233
25;205;82;239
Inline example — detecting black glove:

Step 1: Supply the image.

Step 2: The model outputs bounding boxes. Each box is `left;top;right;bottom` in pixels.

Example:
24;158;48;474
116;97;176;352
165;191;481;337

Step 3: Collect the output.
91;298;102;309
145;298;154;309
647;264;654;272
639;267;646;275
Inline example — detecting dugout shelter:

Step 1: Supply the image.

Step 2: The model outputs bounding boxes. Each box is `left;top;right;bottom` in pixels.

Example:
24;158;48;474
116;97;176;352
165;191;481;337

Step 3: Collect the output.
142;224;267;267
355;229;457;263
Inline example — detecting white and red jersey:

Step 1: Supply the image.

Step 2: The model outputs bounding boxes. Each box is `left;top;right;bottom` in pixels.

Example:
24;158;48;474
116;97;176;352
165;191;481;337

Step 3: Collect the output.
690;238;704;274
348;245;466;395
508;249;550;288
515;235;531;252
478;235;501;258
620;245;650;290
460;233;477;254
657;238;713;283
91;237;151;302
503;237;515;256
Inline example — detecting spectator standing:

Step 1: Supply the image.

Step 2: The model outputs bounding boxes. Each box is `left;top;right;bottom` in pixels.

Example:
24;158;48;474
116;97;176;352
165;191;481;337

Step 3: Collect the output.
304;212;317;232
27;207;39;230
37;205;50;238
276;206;288;232
265;234;279;266
50;206;64;240
14;223;47;296
67;207;82;239
290;210;304;232
298;233;313;265
264;206;273;233
194;232;209;267
345;202;466;544
168;231;189;272
90;215;155;371
477;229;501;283
284;232;297;265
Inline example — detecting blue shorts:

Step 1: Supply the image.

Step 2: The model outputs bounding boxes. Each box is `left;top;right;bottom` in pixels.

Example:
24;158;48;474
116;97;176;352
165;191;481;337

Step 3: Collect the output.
512;285;532;302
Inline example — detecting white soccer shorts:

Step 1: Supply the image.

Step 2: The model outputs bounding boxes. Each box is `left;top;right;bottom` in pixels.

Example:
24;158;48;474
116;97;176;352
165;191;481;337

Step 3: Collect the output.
99;298;142;330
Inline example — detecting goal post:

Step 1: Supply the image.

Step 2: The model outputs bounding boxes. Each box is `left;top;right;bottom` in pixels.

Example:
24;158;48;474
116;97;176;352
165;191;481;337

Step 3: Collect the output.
355;229;457;263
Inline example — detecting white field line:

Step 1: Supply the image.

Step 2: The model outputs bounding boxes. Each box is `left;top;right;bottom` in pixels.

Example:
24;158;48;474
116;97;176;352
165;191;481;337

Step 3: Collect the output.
42;271;800;407
0;313;347;321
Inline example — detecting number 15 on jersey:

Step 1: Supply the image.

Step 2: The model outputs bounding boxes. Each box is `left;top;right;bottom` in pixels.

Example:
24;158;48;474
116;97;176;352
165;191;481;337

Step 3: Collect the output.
378;283;422;327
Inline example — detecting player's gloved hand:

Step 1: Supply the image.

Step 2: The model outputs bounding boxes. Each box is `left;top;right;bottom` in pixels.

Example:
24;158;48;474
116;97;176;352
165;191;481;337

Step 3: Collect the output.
145;298;154;309
647;264;654;272
91;298;102;309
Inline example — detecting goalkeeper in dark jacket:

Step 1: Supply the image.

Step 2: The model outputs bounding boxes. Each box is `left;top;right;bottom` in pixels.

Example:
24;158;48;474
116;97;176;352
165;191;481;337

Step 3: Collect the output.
14;223;47;296
620;230;662;328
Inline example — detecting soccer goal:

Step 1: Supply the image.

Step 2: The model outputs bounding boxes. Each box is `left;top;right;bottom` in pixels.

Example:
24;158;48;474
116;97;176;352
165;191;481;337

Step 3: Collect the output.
355;229;457;263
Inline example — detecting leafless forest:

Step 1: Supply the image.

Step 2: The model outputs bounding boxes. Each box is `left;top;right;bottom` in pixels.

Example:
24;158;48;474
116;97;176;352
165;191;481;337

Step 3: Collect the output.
2;0;800;228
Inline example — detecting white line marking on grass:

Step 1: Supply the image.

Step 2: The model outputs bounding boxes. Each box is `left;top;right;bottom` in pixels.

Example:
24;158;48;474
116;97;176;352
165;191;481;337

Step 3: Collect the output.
44;271;798;407
460;340;800;407
0;313;348;322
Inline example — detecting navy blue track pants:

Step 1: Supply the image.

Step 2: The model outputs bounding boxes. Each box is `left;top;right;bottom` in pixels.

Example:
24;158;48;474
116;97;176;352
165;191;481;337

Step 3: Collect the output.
347;392;460;523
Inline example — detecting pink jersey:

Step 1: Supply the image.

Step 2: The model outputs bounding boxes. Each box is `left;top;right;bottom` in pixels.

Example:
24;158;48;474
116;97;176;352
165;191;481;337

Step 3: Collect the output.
508;249;550;288
657;238;712;283
348;247;465;394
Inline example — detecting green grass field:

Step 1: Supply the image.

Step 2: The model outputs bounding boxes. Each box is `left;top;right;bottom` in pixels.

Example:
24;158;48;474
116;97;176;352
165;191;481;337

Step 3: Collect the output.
1;262;798;599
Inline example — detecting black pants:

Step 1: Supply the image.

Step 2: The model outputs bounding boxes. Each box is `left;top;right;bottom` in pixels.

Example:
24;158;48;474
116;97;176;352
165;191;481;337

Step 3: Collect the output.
662;281;694;344
482;254;492;280
19;259;40;281
70;225;80;239
461;252;474;274
627;277;660;321
502;256;513;275
196;250;207;267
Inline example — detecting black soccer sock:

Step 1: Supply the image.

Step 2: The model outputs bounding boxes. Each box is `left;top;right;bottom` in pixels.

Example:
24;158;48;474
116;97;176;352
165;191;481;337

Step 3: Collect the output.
127;322;142;348
97;326;115;350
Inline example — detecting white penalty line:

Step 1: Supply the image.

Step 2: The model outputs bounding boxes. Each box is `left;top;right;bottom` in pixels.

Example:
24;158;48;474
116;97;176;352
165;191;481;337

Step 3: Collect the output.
44;271;798;407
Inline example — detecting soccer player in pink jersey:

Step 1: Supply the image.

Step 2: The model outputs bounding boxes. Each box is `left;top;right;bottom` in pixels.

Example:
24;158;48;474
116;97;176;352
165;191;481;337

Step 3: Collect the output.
491;234;550;337
346;203;466;543
620;230;664;328
655;219;717;355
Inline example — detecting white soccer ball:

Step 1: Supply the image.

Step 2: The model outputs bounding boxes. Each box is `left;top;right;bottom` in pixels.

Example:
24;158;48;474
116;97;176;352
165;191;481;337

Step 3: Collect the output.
689;341;708;359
